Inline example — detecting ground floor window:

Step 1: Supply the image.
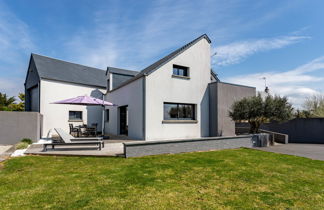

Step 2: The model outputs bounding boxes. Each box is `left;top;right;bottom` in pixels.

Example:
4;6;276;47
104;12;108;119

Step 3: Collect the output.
69;111;82;121
164;103;195;120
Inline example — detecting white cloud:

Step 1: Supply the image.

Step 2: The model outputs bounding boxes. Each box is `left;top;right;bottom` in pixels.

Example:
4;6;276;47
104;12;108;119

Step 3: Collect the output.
0;3;34;64
65;0;287;70
64;0;204;70
223;56;324;108
213;35;310;66
0;2;34;97
0;78;24;99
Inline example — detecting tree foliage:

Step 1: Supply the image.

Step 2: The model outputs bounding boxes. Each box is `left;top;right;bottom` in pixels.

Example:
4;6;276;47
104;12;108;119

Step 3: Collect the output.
294;109;312;118
302;94;324;117
0;92;25;111
229;94;293;133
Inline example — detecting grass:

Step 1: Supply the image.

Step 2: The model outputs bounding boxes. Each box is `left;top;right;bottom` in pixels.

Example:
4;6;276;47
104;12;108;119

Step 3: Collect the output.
15;142;29;150
0;148;323;209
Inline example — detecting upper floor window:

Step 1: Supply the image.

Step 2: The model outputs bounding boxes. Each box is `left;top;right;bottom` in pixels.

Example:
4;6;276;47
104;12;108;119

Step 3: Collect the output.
173;65;189;77
69;111;82;121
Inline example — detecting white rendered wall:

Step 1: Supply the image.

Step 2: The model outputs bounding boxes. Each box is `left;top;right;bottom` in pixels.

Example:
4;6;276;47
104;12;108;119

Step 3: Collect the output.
104;77;144;139
40;79;105;137
145;38;211;140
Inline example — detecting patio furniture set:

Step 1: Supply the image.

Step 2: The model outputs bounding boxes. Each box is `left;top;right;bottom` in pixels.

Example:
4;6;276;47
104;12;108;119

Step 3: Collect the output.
41;95;116;152
69;123;98;137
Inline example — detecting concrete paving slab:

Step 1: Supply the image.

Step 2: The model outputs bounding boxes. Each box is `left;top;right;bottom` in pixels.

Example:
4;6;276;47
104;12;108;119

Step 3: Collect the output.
256;143;324;161
0;145;14;162
0;145;12;155
24;140;141;157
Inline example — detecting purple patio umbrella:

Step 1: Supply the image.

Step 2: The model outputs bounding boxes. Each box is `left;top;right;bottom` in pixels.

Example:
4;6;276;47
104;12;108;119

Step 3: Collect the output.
52;95;117;136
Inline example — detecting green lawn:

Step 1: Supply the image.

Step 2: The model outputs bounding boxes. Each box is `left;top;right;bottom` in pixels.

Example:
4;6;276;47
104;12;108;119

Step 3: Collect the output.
0;149;323;209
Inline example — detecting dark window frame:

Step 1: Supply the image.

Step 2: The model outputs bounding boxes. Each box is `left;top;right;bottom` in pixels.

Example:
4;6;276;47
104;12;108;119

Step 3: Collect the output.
69;111;83;121
163;102;195;120
172;65;189;77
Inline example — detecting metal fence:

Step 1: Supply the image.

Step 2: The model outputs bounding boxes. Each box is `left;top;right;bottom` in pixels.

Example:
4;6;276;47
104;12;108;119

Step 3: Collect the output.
235;126;288;144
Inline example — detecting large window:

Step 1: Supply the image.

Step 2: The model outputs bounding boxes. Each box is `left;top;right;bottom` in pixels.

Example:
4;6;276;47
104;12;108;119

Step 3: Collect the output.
164;103;195;120
69;111;82;121
173;65;189;77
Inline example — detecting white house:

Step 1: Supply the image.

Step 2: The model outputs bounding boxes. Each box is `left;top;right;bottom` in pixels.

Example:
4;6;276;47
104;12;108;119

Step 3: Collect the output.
24;54;106;137
25;34;255;140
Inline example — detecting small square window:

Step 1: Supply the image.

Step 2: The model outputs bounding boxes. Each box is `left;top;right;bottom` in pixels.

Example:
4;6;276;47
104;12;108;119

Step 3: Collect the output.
173;65;189;77
69;111;82;121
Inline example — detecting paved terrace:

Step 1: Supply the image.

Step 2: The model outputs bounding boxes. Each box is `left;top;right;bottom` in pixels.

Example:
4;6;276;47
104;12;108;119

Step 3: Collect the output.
0;145;14;162
25;140;139;157
256;143;324;161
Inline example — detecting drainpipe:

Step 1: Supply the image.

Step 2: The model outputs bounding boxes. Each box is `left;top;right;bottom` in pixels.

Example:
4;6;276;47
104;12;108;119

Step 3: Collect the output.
102;93;105;136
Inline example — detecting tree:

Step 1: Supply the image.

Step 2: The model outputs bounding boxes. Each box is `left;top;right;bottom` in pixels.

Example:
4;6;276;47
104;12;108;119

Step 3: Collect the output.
303;94;324;117
229;94;293;133
294;109;312;118
0;93;15;111
0;92;25;111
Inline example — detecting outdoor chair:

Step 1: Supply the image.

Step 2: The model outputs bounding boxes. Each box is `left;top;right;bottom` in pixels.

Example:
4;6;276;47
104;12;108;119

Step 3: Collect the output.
79;124;89;136
43;128;104;151
87;123;98;136
69;124;78;137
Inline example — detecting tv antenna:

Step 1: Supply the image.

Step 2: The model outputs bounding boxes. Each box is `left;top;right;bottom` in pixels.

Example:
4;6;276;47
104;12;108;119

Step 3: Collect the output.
261;77;269;94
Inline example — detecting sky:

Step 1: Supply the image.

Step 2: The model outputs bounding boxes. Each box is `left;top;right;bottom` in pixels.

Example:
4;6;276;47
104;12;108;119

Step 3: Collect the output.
0;0;323;108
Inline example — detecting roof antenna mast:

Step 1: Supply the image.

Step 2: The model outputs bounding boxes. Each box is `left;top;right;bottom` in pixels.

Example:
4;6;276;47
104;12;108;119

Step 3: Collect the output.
262;77;269;94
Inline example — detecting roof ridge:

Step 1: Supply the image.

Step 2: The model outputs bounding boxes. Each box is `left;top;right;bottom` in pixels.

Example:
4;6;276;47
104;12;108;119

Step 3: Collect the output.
31;53;105;72
31;53;107;88
106;66;139;76
107;66;137;71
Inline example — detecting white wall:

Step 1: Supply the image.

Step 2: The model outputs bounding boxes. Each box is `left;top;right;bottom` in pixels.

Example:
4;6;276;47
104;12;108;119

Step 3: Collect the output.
104;77;144;139
40;79;105;137
145;38;211;140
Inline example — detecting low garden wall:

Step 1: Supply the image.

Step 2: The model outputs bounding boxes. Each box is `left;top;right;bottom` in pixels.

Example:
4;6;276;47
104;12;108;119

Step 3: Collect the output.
0;111;42;145
123;135;254;158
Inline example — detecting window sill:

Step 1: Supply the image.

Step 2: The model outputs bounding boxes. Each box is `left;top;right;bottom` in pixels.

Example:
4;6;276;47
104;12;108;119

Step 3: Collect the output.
68;120;83;122
172;75;190;80
162;120;198;124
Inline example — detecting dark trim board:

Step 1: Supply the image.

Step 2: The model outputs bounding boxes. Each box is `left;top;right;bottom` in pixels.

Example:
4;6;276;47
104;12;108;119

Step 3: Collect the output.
210;81;256;89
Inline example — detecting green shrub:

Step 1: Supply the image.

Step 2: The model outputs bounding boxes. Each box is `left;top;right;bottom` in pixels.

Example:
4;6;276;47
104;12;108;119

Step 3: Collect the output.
15;142;29;150
21;138;32;144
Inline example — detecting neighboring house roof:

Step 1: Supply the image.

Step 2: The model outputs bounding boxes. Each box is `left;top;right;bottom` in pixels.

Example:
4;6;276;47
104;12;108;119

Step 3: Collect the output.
31;53;107;88
109;34;212;92
106;67;138;76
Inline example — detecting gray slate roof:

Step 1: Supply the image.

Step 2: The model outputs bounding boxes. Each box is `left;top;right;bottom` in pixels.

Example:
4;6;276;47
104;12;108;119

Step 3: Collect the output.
106;67;138;76
32;53;107;88
110;34;211;92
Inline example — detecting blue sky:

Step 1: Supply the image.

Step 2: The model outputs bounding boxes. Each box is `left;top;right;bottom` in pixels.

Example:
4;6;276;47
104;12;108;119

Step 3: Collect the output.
0;0;323;107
